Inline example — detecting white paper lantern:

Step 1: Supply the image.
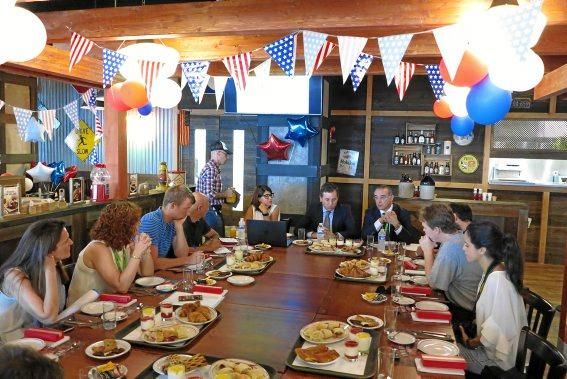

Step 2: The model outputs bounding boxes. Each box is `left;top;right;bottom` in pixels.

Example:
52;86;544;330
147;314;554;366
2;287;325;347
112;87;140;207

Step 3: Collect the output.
489;50;544;92
444;83;470;117
118;43;180;80
150;79;182;108
0;6;47;63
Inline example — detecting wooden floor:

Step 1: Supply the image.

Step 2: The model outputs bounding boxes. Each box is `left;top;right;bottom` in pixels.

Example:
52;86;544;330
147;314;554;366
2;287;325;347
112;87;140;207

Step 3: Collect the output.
524;262;564;345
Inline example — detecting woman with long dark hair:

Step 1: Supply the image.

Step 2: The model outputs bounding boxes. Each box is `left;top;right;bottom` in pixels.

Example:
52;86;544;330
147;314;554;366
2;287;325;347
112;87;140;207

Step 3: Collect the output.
244;185;280;221
0;220;72;341
459;221;527;374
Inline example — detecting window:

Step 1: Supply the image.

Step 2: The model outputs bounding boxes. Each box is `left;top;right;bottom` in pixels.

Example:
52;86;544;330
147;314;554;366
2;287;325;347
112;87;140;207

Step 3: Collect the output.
194;129;206;183
232;130;244;211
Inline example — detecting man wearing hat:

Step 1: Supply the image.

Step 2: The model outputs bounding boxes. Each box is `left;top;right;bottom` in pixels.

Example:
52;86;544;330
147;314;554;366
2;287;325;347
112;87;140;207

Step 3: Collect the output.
196;140;235;237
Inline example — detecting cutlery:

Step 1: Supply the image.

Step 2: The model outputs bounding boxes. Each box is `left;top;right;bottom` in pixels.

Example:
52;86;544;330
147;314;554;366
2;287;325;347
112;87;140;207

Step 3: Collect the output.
55;341;80;357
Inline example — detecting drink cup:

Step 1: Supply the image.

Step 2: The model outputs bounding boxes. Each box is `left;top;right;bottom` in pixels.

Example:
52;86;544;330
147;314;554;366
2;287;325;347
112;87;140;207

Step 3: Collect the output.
226;253;236;268
160;302;173;321
366;235;375;248
234;249;244;262
344;340;359;361
195;254;205;274
356;332;372;354
384;306;398;336
182;267;194;292
376;347;396;379
297;228;306;241
102;302;116;330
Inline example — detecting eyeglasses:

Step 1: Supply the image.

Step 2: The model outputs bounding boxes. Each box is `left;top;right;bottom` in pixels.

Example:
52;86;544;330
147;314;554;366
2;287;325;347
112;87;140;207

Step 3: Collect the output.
262;193;274;199
373;195;391;200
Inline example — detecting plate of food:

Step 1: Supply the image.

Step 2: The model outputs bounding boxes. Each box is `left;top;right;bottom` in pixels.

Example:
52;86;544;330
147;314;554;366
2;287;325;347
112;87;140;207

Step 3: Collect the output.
244;252;273;264
347;314;383;329
152;353;208;375
141;324;200;345
88;362;127;379
194;277;217;286
293;239;312;246
254;243;271;250
99;310;128;322
415;301;449;311
227;275;255;286
81;301;114;316
393;296;416;306
300;320;348;345
411;276;429;286
336;259;371;279
295;345;340;366
174;301;217;326
361;292;388;304
85;339;131;360
209;358;269;379
135;276;166;287
206;270;232;280
230;261;266;272
156;283;177;293
308;241;337;253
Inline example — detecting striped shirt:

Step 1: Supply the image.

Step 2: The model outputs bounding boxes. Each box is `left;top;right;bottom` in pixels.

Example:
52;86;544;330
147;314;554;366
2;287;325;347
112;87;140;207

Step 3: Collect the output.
139;207;176;257
196;159;223;207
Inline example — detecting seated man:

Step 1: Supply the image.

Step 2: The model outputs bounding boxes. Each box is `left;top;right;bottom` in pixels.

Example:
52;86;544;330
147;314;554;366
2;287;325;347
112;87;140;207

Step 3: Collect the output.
297;182;357;239
449;202;473;231
139;185;204;270
420;204;483;331
179;192;222;252
361;185;420;243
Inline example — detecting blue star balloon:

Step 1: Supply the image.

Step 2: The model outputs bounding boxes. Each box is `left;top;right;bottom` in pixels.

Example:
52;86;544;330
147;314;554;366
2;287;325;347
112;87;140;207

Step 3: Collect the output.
285;116;318;147
48;161;65;187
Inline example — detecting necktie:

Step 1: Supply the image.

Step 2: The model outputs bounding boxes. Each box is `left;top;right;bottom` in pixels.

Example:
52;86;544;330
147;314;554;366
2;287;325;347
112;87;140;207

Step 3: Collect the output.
323;211;331;230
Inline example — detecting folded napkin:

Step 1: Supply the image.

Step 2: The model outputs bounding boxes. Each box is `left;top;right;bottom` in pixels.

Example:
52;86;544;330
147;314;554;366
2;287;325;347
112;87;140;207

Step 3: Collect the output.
414;358;465;376
416;310;452;321
421;355;467;370
405;269;426;276
404;260;418;270
99;294;132;304
411;312;450;324
193;284;223;295
24;328;64;342
400;285;432;296
219;237;238;245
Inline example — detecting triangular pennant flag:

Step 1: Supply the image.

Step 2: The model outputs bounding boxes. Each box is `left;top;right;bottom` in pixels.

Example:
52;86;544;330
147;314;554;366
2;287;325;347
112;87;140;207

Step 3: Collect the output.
139;60;165;98
81;88;98;115
88;147;100;165
264;33;297;77
303;31;328;77
349;53;374;92
337;36;368;83
222;52;251;92
213;76;229;109
378;33;413;86
180;61;210;80
94;114;103;141
425;64;446;100
181;71;187;90
433;24;466;81
69;32;94;72
187;74;210;104
0;100;4;111
497;0;544;62
24;118;45;143
38;109;56;140
102;48;128;88
313;41;335;72
253;59;271;78
394;62;416;101
64;101;80;128
12;107;33;139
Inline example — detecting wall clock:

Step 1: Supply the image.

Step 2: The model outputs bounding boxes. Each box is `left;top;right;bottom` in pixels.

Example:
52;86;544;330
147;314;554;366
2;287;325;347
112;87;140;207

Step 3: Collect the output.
458;154;479;174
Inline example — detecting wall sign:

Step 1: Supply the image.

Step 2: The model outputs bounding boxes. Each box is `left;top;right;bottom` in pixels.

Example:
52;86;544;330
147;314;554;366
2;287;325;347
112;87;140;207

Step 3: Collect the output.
337;149;359;176
458;154;479;174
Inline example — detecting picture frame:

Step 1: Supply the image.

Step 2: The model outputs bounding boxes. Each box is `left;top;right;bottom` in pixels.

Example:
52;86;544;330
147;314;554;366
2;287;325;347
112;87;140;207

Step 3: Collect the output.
1;184;21;217
129;173;139;195
0;175;26;197
69;177;85;204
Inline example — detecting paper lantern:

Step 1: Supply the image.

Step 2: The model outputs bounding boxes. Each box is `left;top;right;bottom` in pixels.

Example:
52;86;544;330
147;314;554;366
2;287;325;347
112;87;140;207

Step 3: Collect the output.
118;43;180;80
489;50;544;92
0;5;46;63
451;116;475;136
466;76;512;125
444;83;470;118
150;79;182;109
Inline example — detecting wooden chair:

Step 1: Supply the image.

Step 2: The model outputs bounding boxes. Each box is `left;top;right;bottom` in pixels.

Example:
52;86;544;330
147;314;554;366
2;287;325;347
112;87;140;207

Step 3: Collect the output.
522;288;556;339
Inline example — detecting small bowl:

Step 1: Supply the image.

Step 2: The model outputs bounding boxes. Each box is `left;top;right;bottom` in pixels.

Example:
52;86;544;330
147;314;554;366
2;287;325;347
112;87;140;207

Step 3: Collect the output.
155;284;176;293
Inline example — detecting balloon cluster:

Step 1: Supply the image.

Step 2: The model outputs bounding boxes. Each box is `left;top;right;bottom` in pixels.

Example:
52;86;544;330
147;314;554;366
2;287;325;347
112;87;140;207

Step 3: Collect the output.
25;161;78;193
432;4;546;136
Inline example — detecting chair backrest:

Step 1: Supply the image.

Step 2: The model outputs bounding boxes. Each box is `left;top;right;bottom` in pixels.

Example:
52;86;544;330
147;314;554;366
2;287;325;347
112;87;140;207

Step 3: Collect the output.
516;326;567;379
522;288;556;339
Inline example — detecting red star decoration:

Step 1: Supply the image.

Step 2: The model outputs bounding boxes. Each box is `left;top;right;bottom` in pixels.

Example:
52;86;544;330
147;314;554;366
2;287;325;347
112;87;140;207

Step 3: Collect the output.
258;133;292;161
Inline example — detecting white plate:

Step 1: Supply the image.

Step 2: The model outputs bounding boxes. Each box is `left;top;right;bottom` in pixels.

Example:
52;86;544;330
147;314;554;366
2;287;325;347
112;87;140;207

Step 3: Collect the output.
300;320;349;345
254;243;271;250
415;301;449;311
347;314;383;329
393;296;416;306
135;276;166;287
388;332;416;345
81;301;115;316
174;306;218;326
297;352;341;367
205;270;232;280
411;276;429;286
361;293;388;304
100;310;128;322
417;339;460;356
219;237;238;244
141;324;200;345
392;274;411;282
88;364;128;379
413;259;425;266
293;239;312;247
85;339;131;360
227;275;255;286
156;284;177;293
209;358;269;379
152;354;196;375
6;338;46;351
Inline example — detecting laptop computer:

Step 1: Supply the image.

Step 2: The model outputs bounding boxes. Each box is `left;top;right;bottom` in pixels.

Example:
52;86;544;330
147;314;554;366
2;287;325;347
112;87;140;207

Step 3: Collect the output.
246;220;292;247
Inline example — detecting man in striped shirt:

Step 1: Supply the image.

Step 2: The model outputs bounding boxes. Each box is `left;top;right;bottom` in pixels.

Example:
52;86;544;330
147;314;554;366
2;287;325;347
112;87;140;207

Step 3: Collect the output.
139;185;205;270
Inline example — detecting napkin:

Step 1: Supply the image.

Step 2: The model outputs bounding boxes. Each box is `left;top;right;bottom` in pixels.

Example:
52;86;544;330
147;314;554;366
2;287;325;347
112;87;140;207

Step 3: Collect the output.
405;269;426;276
414;358;465;376
99;294;132;304
404;260;418;270
411;312;450;324
219;237;238;245
421;355;467;370
24;328;64;342
400;285;432;296
193;284;223;295
416;310;452;321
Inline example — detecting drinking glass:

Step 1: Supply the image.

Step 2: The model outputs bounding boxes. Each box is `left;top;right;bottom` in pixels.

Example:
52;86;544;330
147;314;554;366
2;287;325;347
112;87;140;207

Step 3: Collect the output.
195;254;205;275
376;347;396;379
297;228;306;241
182;267;194;292
366;235;374;248
395;253;405;276
226;253;236;268
383;306;398;336
329;235;337;247
102;302;116;330
391;277;402;303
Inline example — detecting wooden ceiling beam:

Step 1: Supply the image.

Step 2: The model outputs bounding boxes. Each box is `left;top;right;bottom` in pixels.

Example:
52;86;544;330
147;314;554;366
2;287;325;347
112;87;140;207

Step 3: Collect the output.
534;64;567;100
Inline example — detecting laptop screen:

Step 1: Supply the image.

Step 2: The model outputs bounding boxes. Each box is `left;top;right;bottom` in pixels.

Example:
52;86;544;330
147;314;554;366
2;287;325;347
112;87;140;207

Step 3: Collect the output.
245;220;290;247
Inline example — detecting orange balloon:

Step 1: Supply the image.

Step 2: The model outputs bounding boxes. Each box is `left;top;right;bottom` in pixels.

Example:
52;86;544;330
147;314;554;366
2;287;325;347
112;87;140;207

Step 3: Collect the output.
433;98;453;119
107;83;132;111
440;50;488;87
119;80;148;108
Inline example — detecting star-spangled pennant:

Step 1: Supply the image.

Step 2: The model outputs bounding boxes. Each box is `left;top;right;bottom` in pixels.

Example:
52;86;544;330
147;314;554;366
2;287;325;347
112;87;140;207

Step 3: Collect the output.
38;109;56;140
94;114;103;141
313;41;335;74
394;62;416;101
102;49;127;88
24;118;45;143
180;61;210;79
253;59;271;78
433;24;466;81
264;33;297;77
222;52;251;92
69;32;94;72
303;31;328;77
88;146;100;165
64;101;79;128
139;60;165;97
0;100;4;112
497;0;544;62
337;36;368;84
349;53;374;92
12;107;33;139
378;33;414;86
213;76;229;109
187;73;210;104
81;88;98;114
425;64;446;100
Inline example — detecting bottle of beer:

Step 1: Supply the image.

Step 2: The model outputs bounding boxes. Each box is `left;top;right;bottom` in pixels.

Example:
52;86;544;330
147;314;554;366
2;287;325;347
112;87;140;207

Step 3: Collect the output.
394;131;400;144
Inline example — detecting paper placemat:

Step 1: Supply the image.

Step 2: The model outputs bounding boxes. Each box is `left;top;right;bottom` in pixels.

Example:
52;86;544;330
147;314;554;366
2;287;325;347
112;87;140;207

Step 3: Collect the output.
405;269;426;276
414;358;465;376
411;312;450;324
291;340;368;376
46;335;70;348
160;291;226;308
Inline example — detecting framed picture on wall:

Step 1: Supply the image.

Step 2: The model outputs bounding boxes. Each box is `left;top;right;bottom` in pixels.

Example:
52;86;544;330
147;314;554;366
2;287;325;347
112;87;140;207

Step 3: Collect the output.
69;178;85;204
129;173;138;195
1;184;21;217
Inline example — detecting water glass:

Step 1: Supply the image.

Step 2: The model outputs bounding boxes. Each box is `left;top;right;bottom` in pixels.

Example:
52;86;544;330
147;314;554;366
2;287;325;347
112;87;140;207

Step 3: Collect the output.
194;254;205;274
182;267;194;292
102;302;116;330
226;253;236;268
384;306;398;336
366;234;375;247
297;228;306;241
376;347;396;379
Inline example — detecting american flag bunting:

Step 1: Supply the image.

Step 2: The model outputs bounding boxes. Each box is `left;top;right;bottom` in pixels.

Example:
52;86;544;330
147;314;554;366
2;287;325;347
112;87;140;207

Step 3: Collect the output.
102;49;127;88
425;64;446;100
313;41;335;73
378;33;414;86
349;53;374;92
433;24;466;81
253;59;271;78
64;101;80;128
88;146;100;165
180;61;210;78
139;60;165;98
394;62;416;101
69;32;94;72
38;109;56;140
213;76;229;109
223;52;251;92
303;31;328;77
81;88;98;115
264;33;297;77
94;114;103;141
337;36;368;84
24;118;45;143
187;73;210;104
13;107;33;139
178;110;190;146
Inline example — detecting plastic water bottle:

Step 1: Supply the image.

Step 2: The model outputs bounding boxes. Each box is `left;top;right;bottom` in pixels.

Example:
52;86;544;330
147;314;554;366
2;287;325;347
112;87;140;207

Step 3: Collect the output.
90;163;111;202
316;223;325;241
237;218;246;244
377;228;386;251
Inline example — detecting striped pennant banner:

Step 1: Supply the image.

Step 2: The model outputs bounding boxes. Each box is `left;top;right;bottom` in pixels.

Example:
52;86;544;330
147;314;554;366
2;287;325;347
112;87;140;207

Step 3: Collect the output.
38;109;56;140
69;32;94;72
222;52;251;92
337;36;368;84
394;62;416;101
139;60;165;98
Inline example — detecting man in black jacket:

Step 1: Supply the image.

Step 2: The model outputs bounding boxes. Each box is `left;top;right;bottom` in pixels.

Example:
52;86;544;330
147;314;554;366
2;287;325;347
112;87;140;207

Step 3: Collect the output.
298;182;358;239
361;185;420;243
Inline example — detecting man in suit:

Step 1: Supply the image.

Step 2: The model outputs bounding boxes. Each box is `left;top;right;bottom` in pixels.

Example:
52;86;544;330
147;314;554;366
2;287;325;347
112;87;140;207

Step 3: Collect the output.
361;185;420;243
298;182;358;239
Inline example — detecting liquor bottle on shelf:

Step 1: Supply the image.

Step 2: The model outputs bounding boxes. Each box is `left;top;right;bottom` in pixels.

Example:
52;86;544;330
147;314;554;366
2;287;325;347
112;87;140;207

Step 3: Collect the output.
476;188;483;201
394;132;400;145
400;133;406;145
445;162;450;175
425;145;432;154
418;130;425;144
393;151;399;165
473;188;478;200
433;162;439;175
414;185;420;198
416;154;421;166
429;132;435;144
424;162;430;174
399;155;405;165
439;163;445;175
407;131;414;144
411;153;417;165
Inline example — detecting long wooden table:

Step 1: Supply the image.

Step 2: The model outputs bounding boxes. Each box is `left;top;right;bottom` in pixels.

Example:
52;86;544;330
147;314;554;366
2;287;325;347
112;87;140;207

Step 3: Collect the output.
58;245;459;378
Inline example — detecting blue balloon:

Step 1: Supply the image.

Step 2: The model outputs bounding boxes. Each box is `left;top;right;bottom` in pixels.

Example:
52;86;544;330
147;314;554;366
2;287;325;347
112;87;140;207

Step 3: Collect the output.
466;76;512;125
285;116;318;147
451;116;475;136
138;102;153;116
48;161;65;186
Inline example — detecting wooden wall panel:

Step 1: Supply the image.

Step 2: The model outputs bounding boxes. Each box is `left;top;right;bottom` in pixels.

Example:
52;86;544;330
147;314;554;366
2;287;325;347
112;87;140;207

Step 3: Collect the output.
334;183;364;236
372;75;434;111
327;116;366;178
547;193;567;264
328;76;366;111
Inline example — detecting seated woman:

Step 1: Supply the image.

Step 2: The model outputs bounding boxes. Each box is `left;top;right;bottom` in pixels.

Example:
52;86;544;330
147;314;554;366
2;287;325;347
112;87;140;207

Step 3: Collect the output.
244;185;280;221
0;220;72;341
459;221;527;375
67;201;153;305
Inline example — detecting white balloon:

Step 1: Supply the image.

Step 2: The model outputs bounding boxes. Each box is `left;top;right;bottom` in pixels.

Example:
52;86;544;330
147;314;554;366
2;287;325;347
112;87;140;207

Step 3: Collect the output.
443;83;470;117
24;177;34;192
26;162;54;183
150;79;182;108
489;50;544;92
0;7;46;62
118;43;180;80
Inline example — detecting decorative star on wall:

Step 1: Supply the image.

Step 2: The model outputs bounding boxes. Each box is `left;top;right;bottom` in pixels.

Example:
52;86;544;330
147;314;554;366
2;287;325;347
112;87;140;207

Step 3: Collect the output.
258;133;292;161
285;116;318;147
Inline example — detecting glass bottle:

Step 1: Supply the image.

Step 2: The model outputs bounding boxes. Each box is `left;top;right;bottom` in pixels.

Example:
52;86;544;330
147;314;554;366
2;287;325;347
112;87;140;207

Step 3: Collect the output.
400;133;406;145
445;162;450;175
424;162;430;174
418;130;425;144
393;151;399;165
433;162;439;175
157;161;168;191
439;163;445;175
411;153;417;165
429;132;435;144
407;131;414;144
394;132;400;145
416;154;421;166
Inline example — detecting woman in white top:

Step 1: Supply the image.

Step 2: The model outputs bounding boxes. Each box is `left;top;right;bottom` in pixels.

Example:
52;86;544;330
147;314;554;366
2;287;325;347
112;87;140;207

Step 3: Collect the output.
0;220;72;341
459;221;527;374
67;201;153;305
244;185;280;221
